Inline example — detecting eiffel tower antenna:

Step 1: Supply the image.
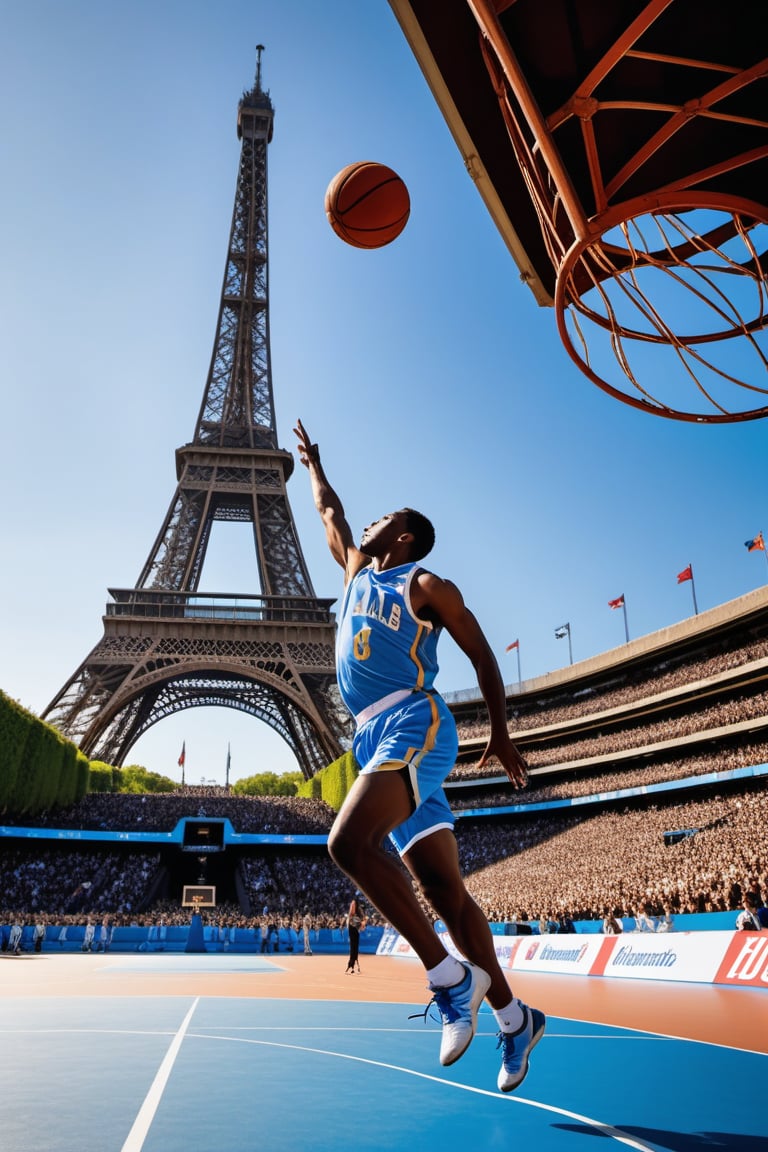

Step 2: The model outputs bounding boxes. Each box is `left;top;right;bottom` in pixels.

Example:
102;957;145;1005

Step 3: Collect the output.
43;55;349;777
255;43;265;93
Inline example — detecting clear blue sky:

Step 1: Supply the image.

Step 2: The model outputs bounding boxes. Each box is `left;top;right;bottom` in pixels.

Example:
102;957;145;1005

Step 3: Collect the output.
2;1;767;786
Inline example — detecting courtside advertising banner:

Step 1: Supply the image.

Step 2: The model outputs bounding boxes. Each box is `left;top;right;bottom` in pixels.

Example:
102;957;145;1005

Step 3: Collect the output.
714;932;768;988
505;935;605;975
583;931;727;983
377;929;768;988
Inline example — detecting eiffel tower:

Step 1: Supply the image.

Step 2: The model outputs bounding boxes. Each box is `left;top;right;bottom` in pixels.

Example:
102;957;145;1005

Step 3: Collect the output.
43;50;348;778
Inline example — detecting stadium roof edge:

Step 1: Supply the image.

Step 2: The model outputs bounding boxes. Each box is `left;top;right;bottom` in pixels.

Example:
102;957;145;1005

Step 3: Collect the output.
444;583;768;705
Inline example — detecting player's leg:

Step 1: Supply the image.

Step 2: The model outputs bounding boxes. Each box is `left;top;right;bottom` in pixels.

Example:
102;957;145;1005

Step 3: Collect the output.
404;826;546;1091
403;827;510;1006
327;768;449;970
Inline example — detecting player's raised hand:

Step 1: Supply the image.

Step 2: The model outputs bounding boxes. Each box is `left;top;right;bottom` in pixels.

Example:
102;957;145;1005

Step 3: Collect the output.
294;419;318;468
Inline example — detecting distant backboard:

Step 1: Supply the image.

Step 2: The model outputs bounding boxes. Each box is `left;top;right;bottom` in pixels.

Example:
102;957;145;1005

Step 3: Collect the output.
182;885;216;908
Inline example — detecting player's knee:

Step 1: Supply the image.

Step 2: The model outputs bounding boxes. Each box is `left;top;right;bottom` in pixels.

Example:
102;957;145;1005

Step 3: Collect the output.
328;823;360;873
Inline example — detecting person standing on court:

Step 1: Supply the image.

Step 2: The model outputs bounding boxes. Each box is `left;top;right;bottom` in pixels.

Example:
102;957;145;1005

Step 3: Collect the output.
345;896;364;974
294;419;545;1093
302;908;313;955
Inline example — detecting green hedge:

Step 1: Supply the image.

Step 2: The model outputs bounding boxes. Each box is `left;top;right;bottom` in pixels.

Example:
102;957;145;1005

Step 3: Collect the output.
297;749;359;811
88;760;116;793
0;692;31;810
1;688;360;815
0;690;89;816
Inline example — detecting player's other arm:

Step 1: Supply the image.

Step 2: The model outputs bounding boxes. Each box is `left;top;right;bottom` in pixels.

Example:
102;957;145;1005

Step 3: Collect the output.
415;571;528;788
294;419;368;579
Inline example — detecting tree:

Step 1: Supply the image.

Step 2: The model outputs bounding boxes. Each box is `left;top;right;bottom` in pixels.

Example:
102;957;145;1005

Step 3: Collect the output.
232;771;302;797
114;764;176;793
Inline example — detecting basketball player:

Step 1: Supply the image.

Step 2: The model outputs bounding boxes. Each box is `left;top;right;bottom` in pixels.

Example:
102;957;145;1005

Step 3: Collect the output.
294;419;545;1092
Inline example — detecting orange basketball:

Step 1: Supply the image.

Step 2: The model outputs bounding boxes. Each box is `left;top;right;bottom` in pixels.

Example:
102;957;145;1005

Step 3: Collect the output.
325;161;410;249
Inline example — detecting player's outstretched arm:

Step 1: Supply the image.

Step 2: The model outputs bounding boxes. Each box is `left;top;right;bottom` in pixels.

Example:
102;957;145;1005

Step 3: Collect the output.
415;571;528;788
294;419;368;579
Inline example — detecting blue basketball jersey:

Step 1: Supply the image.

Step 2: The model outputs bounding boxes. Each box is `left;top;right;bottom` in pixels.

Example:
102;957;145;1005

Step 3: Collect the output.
335;562;440;718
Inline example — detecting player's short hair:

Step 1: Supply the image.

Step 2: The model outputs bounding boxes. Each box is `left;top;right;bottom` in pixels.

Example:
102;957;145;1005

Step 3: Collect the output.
399;508;435;561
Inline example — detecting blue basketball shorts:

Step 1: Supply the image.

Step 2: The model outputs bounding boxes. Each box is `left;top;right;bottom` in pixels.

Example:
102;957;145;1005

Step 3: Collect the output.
352;690;459;856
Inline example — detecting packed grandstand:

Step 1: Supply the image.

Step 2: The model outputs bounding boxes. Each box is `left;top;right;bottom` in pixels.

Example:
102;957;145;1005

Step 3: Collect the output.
2;585;767;942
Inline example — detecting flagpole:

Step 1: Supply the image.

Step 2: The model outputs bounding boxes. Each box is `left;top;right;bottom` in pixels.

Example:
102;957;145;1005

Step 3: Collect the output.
563;622;573;665
516;644;521;687
622;599;629;643
554;623;572;665
689;565;699;615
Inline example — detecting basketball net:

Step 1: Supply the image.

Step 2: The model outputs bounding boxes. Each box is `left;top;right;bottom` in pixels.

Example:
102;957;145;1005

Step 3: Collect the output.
472;0;768;423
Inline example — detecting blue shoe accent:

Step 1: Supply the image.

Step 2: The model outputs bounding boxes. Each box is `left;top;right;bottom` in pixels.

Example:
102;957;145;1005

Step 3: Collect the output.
414;962;491;1066
496;1004;546;1092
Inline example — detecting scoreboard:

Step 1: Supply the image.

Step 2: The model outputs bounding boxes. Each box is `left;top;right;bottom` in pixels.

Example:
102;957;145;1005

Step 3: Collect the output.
181;819;225;852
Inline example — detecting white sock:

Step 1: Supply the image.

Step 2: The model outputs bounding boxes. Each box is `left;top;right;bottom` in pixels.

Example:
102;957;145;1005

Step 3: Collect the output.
494;997;525;1032
427;955;466;988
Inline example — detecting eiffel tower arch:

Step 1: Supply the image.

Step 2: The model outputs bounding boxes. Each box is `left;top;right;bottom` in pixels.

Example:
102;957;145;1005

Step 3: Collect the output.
43;50;350;778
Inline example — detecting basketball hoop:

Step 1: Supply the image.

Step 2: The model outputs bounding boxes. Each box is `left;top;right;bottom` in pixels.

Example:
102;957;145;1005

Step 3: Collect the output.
466;0;768;422
556;198;768;421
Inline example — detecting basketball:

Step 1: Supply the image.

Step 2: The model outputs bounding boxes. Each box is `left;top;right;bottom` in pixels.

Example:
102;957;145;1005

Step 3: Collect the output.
325;161;410;249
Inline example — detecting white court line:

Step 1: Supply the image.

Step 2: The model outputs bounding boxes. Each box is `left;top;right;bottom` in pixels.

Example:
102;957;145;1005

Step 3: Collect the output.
188;1025;661;1038
184;1031;658;1151
0;1028;181;1037
120;997;199;1152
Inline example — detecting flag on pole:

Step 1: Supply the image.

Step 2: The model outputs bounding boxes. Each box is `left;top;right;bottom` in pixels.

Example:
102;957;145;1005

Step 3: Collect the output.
745;532;765;552
609;593;629;641
676;565;693;584
505;639;519;651
178;741;186;768
554;625;569;639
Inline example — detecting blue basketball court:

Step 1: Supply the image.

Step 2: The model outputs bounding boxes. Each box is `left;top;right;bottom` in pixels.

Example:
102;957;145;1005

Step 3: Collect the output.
0;952;764;1151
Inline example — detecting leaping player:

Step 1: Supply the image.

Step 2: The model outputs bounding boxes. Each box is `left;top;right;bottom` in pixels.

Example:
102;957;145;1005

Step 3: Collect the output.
294;418;545;1092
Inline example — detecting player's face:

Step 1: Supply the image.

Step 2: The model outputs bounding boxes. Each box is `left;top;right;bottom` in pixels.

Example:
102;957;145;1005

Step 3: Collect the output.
359;511;407;554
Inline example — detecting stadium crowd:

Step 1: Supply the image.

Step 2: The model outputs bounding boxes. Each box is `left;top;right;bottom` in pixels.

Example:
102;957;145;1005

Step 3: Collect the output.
450;739;768;808
3;629;768;940
454;635;768;740
456;783;768;926
0;846;160;916
450;688;768;779
2;782;766;935
1;792;336;834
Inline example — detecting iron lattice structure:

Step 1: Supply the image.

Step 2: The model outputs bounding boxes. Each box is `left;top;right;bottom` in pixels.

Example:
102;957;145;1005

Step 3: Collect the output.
44;52;349;777
390;0;768;421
